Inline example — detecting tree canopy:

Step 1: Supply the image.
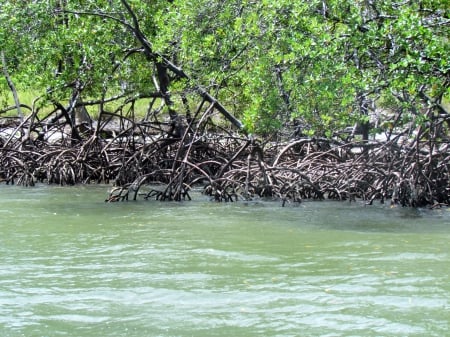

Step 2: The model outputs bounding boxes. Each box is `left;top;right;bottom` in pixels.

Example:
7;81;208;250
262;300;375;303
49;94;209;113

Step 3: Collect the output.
1;0;448;136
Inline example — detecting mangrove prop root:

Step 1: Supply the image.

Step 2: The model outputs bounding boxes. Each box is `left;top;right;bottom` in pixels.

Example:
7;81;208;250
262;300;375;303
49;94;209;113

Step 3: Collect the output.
1;112;449;208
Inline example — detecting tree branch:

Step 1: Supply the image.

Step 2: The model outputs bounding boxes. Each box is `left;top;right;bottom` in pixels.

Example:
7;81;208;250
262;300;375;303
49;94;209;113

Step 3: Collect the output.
64;1;244;131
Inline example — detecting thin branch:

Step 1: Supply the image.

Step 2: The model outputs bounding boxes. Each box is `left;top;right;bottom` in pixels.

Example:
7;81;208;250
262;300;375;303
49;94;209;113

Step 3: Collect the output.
61;9;134;33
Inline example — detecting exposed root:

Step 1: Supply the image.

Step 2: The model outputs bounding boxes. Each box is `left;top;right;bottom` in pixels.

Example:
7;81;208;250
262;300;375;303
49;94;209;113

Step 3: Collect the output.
2;108;449;208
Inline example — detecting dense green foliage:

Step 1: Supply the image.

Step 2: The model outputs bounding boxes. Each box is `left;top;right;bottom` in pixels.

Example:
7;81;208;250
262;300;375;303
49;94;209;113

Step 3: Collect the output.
1;0;449;136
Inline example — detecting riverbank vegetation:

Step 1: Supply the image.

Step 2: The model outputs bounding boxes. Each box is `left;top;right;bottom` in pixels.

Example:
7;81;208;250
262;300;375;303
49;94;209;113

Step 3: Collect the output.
1;0;449;207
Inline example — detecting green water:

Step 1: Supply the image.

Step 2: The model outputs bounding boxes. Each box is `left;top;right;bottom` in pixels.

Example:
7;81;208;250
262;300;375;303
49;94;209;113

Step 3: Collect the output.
0;185;449;337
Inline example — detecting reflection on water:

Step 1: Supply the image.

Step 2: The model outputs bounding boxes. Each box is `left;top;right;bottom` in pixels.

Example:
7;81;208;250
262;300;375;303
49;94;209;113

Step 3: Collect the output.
0;185;449;337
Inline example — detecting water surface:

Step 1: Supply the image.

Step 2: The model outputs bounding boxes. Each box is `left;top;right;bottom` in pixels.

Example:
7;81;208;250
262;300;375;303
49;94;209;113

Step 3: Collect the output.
1;185;449;336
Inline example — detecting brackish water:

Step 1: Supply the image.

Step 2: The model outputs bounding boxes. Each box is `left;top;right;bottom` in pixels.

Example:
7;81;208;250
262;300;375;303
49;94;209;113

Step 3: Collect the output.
0;185;449;337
